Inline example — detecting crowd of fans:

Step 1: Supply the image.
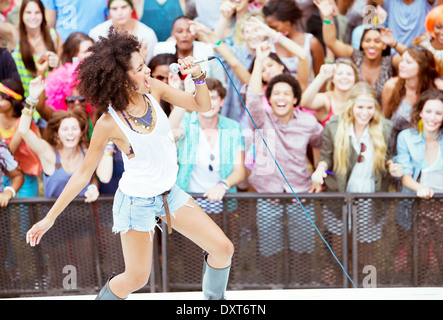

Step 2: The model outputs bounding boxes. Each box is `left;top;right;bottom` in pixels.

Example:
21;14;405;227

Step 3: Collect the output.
0;0;442;284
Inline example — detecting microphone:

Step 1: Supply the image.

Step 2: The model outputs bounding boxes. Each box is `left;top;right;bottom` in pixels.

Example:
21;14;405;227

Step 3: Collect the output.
169;56;216;74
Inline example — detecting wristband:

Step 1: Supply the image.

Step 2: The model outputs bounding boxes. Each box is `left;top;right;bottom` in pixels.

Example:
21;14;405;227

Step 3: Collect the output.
25;96;39;108
105;142;115;154
191;71;206;81
214;40;222;46
4;186;16;198
21;107;34;116
218;180;230;191
193;79;206;85
323;19;333;25
273;32;284;44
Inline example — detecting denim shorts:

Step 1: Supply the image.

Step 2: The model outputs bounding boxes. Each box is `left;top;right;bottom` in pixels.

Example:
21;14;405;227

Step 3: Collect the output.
112;184;192;236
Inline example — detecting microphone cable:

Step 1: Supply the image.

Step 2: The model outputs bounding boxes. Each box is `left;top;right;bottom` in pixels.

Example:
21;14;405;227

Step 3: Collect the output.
213;56;357;288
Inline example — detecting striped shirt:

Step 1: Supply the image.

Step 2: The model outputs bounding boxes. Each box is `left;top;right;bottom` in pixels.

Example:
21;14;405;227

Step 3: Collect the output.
11;28;56;97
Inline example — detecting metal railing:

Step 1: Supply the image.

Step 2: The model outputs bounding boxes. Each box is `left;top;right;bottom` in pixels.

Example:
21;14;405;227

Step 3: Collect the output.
0;193;441;298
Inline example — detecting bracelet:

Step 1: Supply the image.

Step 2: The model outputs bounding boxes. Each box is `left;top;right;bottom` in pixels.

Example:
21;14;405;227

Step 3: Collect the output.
105;142;115;153
323;19;333;25
214;39;222;47
4;186;16;198
25;96;39;108
392;41;398;49
191;71;206;83
218;179;230;191
194;79;206;85
191;71;206;81
273;32;285;44
21;107;34;116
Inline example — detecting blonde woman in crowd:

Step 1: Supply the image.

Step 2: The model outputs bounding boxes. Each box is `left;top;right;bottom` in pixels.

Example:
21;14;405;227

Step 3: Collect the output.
312;82;402;284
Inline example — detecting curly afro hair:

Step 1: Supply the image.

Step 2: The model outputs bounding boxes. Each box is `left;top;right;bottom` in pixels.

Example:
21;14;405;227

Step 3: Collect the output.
265;74;302;107
75;26;141;114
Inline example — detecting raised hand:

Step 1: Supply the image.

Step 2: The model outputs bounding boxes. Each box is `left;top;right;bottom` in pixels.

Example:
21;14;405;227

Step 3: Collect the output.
28;76;46;100
313;0;337;18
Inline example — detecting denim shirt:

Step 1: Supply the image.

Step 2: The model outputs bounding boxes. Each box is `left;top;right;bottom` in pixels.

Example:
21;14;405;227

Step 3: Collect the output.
394;128;443;193
176;112;245;192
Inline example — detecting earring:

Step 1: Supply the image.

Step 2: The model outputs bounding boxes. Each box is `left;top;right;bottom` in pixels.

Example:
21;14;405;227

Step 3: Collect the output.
418;119;423;134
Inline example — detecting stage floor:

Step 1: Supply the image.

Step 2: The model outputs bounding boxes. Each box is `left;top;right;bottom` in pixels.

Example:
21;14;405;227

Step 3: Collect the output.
6;287;443;300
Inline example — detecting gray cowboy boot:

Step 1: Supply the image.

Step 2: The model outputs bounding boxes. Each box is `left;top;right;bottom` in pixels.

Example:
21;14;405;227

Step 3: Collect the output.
202;253;231;300
95;273;125;300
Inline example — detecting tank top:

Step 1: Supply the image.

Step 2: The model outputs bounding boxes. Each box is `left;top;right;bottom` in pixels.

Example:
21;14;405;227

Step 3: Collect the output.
43;147;88;197
107;94;178;197
279;33;313;79
420;144;443;193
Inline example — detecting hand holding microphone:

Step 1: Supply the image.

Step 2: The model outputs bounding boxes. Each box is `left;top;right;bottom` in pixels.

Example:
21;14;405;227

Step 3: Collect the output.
169;56;216;74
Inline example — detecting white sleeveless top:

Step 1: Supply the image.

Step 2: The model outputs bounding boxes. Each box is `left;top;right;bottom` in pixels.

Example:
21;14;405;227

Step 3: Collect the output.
107;94;178;197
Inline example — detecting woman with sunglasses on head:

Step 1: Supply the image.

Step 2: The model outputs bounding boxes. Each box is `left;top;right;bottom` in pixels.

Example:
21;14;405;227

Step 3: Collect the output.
314;0;406;103
24;28;233;300
35;33;96;136
312;82;400;195
311;82;402;284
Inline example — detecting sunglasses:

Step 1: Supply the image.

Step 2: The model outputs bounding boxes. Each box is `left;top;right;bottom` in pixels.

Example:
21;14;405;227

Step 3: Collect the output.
209;154;215;172
65;96;86;103
358;143;367;163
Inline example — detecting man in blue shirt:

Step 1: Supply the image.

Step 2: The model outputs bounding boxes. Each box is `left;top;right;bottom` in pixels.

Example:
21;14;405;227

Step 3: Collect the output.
42;0;108;42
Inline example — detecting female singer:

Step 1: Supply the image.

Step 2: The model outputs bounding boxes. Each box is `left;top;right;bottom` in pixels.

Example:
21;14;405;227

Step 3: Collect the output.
25;27;233;300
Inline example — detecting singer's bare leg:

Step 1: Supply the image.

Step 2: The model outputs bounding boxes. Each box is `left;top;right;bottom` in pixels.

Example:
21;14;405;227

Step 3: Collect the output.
108;198;233;299
160;198;234;269
108;230;154;299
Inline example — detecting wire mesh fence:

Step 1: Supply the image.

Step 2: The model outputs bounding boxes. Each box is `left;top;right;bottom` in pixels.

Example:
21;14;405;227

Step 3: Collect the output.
0;193;441;298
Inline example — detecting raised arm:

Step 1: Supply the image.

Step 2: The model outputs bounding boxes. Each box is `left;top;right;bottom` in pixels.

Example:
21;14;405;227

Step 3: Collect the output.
249;41;271;94
300;64;335;111
250;16;308;61
17;77;56;175
152;57;211;113
314;0;353;58
190;20;251;84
